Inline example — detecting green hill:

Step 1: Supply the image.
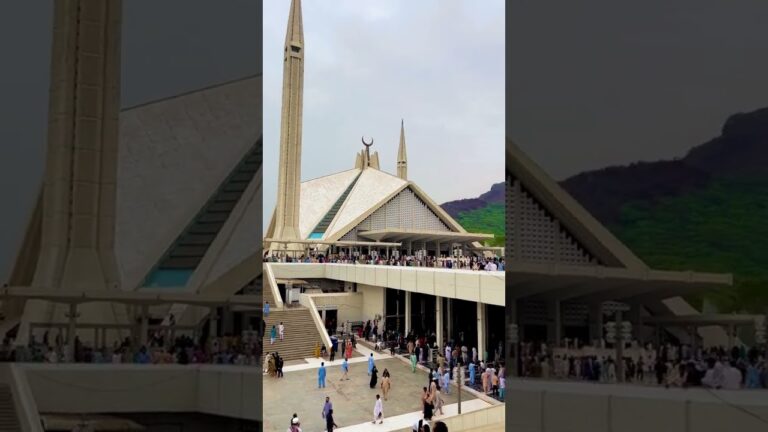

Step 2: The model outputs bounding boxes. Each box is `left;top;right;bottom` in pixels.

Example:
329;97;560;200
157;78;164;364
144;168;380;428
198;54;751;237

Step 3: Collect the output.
455;202;505;248
561;107;768;313
612;179;768;313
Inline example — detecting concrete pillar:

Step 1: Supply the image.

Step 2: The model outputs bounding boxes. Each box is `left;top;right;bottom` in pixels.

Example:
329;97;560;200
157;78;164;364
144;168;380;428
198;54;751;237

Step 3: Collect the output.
446;298;453;342
436;296;443;348
405;291;411;334
477;302;486;362
547;300;561;345
209;307;218;344
509;300;519;377
728;324;735;350
690;326;698;357
408;240;413;256
554;300;562;346
630;303;643;343
139;305;149;347
589;302;604;346
67;303;78;362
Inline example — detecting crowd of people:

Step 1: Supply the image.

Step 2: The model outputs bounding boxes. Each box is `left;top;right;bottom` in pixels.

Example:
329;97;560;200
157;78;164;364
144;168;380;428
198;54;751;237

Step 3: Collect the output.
518;340;768;390
264;252;504;272
0;328;262;366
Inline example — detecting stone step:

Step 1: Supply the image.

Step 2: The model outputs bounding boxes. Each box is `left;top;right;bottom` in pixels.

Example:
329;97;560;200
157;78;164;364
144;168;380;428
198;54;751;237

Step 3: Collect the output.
0;385;21;432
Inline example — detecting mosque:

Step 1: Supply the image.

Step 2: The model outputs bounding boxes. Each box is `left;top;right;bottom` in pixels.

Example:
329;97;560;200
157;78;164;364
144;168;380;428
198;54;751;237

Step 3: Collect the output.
261;0;505;368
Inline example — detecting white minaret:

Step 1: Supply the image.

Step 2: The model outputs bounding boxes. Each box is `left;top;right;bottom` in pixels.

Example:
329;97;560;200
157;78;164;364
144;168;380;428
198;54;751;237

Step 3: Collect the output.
16;0;125;347
397;119;408;180
273;0;305;241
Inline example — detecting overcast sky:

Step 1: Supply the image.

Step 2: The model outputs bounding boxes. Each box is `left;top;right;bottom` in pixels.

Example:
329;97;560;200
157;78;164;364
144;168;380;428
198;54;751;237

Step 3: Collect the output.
0;0;260;280
507;0;768;179
262;0;506;229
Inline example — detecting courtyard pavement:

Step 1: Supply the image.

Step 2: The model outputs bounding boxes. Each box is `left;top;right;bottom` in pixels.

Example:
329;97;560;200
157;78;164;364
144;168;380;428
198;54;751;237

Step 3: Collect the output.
263;353;484;432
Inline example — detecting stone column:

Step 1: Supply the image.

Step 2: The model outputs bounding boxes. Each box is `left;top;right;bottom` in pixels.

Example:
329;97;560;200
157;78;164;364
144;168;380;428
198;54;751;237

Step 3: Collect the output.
209;307;218;346
589;302;604;346
405;291;411;334
554;300;562;346
728;324;735;350
446;298;453;342
67;303;78;362
436;296;443;348
477;302;486;362
139;304;149;347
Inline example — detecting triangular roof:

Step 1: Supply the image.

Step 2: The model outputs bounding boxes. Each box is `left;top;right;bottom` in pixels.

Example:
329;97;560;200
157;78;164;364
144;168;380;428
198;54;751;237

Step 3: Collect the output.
506;139;647;270
117;76;262;290
323;169;468;242
264;167;468;243
299;169;360;239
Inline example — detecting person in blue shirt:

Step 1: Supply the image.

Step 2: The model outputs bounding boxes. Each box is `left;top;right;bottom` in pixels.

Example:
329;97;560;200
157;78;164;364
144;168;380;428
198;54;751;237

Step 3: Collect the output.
469;361;476;386
341;357;350;380
368;353;375;376
318;362;327;388
442;370;451;394
135;346;151;364
263;301;270;318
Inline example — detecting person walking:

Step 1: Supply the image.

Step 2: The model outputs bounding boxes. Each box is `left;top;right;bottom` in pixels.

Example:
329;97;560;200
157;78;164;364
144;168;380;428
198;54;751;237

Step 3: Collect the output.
370;365;379;389
279;322;285;341
381;373;391;400
469;361;476;386
345;340;353;360
499;373;506;401
263;301;270;318
368;353;375;376
433;387;444;416
341;357;350;380
442;369;451;395
318;362;327;388
322;396;332;421
372;394;384;424
270;325;277;345
326;408;338;432
288;416;302;432
410;348;418;373
422;386;434;420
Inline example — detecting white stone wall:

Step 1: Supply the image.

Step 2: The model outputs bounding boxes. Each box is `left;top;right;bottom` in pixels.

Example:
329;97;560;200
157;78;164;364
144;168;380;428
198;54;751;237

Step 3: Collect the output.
18;364;260;421
507;381;768;432
310;292;364;326
357;284;385;323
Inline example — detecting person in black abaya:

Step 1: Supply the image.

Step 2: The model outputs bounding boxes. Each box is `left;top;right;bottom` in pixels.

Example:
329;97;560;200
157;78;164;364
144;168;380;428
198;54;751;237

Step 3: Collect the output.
370;365;379;388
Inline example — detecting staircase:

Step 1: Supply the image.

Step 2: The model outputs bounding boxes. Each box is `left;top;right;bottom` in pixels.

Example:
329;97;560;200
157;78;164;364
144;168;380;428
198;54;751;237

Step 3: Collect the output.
262;308;325;362
262;282;325;361
308;173;361;238
0;384;21;432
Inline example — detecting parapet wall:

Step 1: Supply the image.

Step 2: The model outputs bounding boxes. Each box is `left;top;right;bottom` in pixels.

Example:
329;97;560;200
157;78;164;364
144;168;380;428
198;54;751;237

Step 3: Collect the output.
507;380;768;432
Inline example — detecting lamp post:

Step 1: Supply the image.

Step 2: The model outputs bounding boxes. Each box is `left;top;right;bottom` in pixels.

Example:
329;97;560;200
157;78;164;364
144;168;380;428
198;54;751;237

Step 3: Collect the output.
457;364;464;414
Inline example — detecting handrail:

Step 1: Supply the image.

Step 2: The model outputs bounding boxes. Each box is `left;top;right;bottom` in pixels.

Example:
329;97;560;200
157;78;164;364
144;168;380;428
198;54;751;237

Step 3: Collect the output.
264;264;284;308
298;294;333;349
0;364;44;432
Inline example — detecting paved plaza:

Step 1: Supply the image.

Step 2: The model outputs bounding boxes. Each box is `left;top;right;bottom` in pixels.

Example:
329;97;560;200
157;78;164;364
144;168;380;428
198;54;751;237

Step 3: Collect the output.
263;355;479;432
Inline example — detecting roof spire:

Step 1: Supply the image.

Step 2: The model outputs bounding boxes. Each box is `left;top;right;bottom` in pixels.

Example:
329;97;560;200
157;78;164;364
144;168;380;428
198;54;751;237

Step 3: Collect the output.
397;119;408;180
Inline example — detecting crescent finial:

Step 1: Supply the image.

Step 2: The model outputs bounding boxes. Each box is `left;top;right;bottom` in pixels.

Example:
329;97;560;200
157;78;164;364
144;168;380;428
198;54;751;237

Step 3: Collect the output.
362;136;373;147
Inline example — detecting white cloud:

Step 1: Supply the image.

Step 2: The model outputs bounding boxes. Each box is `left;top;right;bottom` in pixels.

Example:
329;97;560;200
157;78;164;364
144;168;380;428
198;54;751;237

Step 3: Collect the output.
263;0;505;230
